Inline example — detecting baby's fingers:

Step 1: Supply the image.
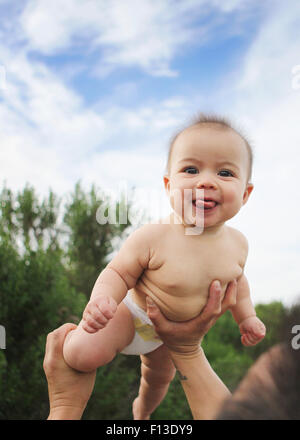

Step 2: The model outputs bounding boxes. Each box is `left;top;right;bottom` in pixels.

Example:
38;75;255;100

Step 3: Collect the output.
84;303;108;325
82;321;100;333
256;322;266;338
241;334;257;346
82;311;106;333
248;322;266;341
241;334;251;346
241;330;265;346
97;297;117;319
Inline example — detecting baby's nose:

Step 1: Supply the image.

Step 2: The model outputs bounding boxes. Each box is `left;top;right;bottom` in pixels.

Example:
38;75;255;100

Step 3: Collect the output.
196;179;217;190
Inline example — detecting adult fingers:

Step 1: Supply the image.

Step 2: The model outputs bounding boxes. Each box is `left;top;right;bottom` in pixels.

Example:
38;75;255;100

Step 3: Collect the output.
220;280;237;314
146;296;172;334
199;280;222;323
44;323;77;371
146;296;162;324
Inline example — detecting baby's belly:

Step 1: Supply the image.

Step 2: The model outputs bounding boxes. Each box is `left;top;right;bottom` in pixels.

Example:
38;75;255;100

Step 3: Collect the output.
131;276;227;322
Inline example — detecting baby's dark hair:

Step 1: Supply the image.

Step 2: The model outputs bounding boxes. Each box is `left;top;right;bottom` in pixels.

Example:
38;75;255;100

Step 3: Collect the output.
166;112;254;183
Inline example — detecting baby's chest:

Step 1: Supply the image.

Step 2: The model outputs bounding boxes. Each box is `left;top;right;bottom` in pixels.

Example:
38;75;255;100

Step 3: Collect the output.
155;242;243;293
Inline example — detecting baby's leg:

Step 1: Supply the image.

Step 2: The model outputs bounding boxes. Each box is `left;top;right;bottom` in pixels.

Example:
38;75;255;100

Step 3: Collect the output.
133;344;176;420
63;302;135;372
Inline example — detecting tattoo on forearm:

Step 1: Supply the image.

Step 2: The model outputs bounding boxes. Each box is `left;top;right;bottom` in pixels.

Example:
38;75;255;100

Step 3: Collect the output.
177;369;188;381
172;360;188;381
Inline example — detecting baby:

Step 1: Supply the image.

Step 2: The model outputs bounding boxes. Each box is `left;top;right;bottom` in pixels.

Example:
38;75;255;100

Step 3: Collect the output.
63;113;266;420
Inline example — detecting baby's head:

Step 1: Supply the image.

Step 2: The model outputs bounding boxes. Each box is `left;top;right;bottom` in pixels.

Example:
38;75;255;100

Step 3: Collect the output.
166;113;253;182
163;113;254;229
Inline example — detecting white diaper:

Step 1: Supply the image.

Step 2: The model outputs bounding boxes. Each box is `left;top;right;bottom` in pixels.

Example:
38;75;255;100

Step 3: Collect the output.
120;291;163;355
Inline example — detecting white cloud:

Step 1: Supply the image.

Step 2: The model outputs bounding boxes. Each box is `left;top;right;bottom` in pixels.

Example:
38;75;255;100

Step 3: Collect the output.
0;38;192;196
1;0;300;309
224;1;300;306
0;45;107;195
19;0;259;77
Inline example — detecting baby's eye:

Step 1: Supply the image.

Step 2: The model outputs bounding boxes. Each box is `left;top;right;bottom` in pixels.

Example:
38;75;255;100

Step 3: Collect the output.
218;169;234;177
183;166;198;174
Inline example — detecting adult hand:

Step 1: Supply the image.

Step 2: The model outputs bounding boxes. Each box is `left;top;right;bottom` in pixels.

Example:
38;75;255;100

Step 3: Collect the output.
43;323;96;420
146;279;237;357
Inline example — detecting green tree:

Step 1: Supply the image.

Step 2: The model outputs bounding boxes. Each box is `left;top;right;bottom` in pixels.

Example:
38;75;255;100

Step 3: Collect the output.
64;182;132;297
0;183;62;252
0;183;136;419
0;183;292;420
0;235;86;419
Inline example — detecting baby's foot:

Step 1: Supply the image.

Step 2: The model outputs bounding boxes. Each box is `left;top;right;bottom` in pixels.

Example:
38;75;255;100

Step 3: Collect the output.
132;397;150;420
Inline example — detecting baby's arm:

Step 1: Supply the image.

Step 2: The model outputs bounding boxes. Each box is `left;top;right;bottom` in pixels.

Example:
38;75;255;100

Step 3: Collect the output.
230;274;255;324
81;224;153;333
230;274;266;346
63;225;155;371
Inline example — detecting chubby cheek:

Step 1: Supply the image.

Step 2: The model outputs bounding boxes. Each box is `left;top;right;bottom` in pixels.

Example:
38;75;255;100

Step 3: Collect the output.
168;181;193;217
168;185;184;213
224;187;244;211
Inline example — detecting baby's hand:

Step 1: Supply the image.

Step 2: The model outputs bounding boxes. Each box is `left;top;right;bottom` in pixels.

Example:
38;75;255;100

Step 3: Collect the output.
239;316;266;347
82;295;117;333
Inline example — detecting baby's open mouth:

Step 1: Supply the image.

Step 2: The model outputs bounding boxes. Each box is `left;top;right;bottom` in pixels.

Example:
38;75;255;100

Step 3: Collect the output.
192;199;218;210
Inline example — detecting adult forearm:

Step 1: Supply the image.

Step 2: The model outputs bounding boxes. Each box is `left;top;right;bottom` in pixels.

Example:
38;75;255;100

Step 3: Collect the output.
170;347;231;420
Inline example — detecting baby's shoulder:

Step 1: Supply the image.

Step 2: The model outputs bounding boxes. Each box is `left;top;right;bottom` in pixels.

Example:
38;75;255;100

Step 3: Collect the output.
132;222;171;244
226;226;249;253
132;223;170;269
225;227;249;268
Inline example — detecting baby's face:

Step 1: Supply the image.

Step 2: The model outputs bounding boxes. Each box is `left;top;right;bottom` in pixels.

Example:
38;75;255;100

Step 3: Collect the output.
164;125;253;229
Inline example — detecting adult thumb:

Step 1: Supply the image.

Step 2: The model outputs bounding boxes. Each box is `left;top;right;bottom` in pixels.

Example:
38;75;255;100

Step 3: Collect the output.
146;296;160;324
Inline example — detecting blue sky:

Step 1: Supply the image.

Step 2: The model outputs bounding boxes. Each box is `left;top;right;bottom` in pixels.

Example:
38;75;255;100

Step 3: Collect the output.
23;2;265;109
1;0;300;306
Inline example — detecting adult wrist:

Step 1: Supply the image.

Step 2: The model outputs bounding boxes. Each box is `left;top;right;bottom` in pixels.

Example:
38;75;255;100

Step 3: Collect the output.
167;342;203;360
47;405;85;420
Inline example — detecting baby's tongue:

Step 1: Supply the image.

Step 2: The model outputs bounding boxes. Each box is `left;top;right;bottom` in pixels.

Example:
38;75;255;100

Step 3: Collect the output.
195;199;216;209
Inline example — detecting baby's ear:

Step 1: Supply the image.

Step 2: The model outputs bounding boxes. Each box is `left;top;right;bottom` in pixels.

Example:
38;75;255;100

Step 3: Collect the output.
163;175;170;194
242;183;254;205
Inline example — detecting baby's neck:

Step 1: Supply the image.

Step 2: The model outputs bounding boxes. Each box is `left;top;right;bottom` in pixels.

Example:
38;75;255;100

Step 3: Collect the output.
169;212;226;237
